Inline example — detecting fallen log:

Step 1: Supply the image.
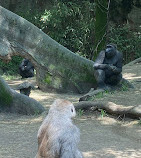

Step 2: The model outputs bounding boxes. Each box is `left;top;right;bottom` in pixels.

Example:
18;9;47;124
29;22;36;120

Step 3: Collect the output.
75;101;141;119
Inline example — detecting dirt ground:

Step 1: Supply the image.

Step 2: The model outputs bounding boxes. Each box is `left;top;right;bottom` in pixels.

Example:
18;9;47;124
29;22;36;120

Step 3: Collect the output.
0;62;141;158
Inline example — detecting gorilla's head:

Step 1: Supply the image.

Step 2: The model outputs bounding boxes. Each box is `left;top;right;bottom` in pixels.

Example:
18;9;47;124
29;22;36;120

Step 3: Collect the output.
105;44;117;58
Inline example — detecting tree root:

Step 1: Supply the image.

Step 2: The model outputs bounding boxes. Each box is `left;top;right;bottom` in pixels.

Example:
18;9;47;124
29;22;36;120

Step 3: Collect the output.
79;78;134;101
0;76;45;115
75;101;141;119
79;89;105;101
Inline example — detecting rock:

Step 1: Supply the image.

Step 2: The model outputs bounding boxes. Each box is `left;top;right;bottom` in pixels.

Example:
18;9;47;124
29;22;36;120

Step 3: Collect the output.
17;81;34;96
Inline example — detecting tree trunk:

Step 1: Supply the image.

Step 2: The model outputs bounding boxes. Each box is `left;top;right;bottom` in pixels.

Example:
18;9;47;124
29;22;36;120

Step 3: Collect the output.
75;101;141;119
0;6;96;94
93;0;109;59
0;76;45;115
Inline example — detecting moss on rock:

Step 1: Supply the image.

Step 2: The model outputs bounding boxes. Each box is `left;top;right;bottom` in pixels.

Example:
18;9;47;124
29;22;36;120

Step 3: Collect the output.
0;82;13;106
44;73;52;85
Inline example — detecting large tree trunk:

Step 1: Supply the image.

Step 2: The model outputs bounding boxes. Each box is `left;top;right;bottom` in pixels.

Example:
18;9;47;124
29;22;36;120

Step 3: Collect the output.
0;6;96;93
0;76;45;115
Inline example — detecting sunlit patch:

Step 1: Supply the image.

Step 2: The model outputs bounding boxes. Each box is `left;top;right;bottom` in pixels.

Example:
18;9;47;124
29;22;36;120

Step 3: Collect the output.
83;148;141;158
83;151;95;157
123;73;141;80
105;148;141;158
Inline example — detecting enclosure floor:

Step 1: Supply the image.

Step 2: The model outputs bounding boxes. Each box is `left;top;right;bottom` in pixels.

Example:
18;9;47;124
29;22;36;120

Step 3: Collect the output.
0;62;141;158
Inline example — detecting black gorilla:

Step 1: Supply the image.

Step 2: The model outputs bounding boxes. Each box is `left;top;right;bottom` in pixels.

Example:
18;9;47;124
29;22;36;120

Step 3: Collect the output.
19;59;34;78
93;44;123;89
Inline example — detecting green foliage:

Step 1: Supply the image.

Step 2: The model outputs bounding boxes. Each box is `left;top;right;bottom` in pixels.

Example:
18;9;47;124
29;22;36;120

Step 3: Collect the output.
94;0;108;59
8;0;140;66
42;1;95;58
109;0;133;23
18;10;43;30
100;109;107;118
108;25;141;64
121;82;129;91
2;74;20;80
44;74;52;84
0;82;13;106
95;92;103;98
19;1;95;59
0;56;23;75
77;109;84;117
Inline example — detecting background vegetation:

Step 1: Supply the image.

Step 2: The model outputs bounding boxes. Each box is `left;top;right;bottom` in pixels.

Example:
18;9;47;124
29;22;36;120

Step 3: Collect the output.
0;0;141;75
0;56;22;76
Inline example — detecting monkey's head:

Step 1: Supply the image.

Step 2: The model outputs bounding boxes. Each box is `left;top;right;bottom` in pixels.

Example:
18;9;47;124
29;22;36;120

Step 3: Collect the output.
105;43;117;58
50;99;76;118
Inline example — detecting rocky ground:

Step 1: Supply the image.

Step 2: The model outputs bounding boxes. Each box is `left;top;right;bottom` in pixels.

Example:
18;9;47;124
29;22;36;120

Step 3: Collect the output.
0;61;141;158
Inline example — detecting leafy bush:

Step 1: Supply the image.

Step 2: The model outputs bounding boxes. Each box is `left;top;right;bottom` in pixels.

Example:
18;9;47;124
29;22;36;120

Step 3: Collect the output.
40;1;95;58
0;56;23;75
19;1;95;59
18;1;141;65
108;25;141;64
109;0;133;23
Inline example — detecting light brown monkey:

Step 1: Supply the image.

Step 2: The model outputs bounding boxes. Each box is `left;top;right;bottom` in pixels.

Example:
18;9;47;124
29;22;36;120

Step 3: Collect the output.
35;99;83;158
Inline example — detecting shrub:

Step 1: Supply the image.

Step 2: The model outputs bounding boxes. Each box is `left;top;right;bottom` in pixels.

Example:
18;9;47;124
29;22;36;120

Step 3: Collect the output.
40;1;95;58
108;25;141;64
0;56;23;75
19;1;95;59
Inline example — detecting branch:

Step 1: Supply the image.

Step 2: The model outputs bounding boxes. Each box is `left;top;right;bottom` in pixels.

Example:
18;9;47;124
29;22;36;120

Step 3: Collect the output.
75;101;141;119
0;76;45;115
0;6;95;93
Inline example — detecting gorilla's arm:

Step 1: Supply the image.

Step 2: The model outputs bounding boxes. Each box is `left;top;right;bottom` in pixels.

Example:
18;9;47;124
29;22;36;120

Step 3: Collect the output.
93;50;108;70
108;51;123;74
93;63;108;70
94;50;105;64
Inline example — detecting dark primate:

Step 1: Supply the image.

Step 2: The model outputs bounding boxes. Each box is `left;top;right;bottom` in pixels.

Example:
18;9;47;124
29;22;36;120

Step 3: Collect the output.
93;44;123;89
19;59;34;78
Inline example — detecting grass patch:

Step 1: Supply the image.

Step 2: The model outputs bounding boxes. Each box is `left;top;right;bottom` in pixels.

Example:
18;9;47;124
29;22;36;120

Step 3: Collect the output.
77;109;84;117
100;109;107;118
2;74;20;80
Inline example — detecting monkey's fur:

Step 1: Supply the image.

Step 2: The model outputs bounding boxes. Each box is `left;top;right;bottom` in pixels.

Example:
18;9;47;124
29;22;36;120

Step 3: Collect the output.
35;99;83;158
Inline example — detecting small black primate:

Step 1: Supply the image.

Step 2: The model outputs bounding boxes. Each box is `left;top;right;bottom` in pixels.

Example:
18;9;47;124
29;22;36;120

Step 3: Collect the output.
19;59;34;78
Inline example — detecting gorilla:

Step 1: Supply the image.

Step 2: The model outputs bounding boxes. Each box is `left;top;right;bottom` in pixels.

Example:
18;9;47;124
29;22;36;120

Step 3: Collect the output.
93;43;123;89
19;59;34;78
35;99;83;158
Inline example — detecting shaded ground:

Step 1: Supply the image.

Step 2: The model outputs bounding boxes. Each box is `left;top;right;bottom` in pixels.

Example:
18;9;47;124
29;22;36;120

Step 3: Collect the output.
0;62;141;158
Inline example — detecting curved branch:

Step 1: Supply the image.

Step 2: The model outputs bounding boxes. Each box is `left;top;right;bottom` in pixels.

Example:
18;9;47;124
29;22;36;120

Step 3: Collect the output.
75;101;141;119
0;76;45;115
0;6;95;93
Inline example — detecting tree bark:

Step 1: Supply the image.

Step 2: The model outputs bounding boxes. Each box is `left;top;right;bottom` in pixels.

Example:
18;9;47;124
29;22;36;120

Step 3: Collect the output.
0;76;45;115
93;0;109;59
0;6;96;93
75;101;141;119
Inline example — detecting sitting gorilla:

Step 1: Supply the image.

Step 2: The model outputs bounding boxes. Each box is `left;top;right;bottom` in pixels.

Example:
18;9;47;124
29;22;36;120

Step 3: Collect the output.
19;59;34;78
93;44;123;89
